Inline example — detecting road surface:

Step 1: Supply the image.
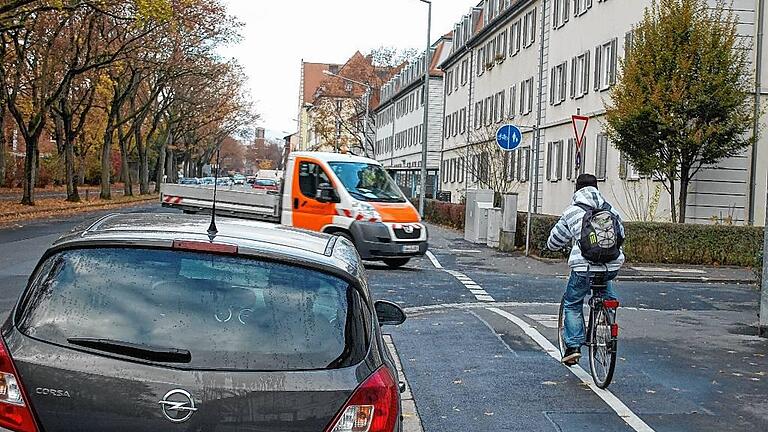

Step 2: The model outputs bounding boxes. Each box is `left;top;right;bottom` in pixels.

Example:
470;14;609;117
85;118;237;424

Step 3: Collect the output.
0;204;765;431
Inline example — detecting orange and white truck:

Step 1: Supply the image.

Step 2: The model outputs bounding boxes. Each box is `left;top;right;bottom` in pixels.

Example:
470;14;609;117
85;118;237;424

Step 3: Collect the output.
160;152;428;268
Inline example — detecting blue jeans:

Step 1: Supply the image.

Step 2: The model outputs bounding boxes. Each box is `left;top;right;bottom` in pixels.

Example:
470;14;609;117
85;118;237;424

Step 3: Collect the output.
563;271;619;349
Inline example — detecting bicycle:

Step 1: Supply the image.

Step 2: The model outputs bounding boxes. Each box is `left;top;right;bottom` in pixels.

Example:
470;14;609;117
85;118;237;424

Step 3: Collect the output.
557;274;620;389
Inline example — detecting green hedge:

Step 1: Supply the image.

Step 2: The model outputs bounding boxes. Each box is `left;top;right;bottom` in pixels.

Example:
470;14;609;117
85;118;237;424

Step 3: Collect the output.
421;199;764;267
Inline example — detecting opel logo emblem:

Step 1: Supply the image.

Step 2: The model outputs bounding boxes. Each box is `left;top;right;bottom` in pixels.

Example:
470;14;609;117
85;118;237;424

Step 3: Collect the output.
158;389;198;423
403;225;414;234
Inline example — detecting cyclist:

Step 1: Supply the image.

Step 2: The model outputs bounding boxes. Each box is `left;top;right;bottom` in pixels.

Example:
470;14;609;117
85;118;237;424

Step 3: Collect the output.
547;173;625;366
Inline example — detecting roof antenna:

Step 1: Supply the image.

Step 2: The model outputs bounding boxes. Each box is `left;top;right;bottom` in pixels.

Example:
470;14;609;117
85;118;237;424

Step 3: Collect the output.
207;147;221;241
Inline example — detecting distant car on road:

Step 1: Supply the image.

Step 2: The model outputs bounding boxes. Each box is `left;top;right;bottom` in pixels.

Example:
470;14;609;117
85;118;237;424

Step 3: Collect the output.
246;175;257;184
178;177;200;185
232;174;246;185
0;213;406;431
216;177;233;186
251;178;279;192
200;177;215;185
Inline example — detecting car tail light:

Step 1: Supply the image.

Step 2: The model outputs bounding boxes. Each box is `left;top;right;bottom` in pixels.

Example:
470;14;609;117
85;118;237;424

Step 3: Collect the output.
325;366;399;432
0;337;37;432
172;240;238;254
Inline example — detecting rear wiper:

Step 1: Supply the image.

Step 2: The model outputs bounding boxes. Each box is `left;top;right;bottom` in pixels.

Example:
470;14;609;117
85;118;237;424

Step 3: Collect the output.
67;337;191;363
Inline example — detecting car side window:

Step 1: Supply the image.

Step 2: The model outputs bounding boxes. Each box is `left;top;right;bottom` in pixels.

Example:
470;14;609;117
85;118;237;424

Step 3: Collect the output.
298;161;331;199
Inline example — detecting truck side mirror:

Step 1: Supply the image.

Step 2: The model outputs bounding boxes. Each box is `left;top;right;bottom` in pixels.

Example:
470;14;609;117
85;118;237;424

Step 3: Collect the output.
315;183;339;203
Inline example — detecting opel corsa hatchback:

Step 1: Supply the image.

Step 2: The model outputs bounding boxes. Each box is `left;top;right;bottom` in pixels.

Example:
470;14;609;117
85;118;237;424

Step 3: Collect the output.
0;213;406;432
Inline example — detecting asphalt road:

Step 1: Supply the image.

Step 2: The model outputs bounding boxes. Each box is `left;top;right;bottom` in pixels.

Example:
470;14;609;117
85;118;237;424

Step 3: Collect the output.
0;204;766;432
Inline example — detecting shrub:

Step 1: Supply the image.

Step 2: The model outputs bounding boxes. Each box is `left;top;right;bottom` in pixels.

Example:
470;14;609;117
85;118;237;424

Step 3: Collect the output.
419;199;465;230
513;215;763;267
755;248;764;287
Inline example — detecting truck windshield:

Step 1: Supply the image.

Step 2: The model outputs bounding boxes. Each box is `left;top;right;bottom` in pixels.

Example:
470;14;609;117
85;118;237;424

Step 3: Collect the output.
328;162;406;203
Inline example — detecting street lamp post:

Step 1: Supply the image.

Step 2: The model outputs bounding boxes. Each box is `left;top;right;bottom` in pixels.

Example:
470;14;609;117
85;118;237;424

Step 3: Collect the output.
418;0;431;216
323;70;372;155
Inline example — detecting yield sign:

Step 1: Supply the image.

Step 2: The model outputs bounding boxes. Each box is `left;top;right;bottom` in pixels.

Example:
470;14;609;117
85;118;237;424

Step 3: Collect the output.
572;115;589;150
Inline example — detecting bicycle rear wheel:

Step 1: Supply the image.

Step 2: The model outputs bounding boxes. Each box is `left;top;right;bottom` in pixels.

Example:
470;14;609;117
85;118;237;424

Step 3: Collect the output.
588;306;617;388
557;298;566;357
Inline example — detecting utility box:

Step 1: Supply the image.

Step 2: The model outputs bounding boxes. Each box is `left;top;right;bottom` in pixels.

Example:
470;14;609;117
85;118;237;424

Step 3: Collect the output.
487;208;502;248
468;202;493;244
502;194;518;234
464;189;494;242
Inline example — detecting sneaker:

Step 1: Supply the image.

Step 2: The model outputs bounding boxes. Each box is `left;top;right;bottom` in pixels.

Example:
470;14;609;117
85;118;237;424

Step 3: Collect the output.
562;347;581;366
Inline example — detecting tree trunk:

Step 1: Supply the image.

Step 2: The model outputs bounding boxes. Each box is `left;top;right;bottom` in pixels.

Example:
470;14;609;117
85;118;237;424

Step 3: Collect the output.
166;147;175;184
20;129;41;205
0;104;6;188
669;177;678;223
118;130;132;196
64;132;79;202
101;125;114;200
136;126;149;195
155;131;170;193
678;167;691;224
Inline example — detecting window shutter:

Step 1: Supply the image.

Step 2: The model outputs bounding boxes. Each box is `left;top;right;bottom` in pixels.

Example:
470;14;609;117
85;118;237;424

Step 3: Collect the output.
531;9;536;44
624;30;633;57
528;79;534;114
570;57;577;98
560;63;567;103
509;148;516;180
546;142;553;181
566;138;574;180
516;149;523;180
564;0;570;22
583;50;591;95
549;67;556;105
520;80;525;114
509;85;516;118
594;45;602;90
557;141;564;180
610;38;618;85
619;151;628;179
586;0;592;9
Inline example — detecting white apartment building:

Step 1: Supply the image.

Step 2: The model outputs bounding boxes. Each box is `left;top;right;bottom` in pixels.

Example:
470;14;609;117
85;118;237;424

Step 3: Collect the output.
374;34;452;199
438;0;768;225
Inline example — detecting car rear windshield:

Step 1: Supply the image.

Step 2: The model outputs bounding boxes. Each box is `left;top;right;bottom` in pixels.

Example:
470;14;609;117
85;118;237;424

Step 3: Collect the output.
256;179;276;186
17;248;368;371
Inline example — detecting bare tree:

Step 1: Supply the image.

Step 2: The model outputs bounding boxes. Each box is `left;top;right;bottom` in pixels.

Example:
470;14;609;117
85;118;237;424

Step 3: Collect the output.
464;125;524;203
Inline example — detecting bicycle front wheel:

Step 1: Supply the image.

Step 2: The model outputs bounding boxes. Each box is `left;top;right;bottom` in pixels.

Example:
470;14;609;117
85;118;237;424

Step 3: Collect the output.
589;306;617;389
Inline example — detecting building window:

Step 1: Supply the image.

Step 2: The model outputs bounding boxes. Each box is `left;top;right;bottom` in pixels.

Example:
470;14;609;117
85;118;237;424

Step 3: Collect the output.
474;101;482;129
595;38;618;91
477;46;485;76
461;59;468;85
460;108;467;134
510;21;522;56
570;51;591;99
549;61;567;105
522;8;536;48
520;77;534;115
484;96;493;126
497;31;507;62
553;0;570;29
452;111;459;137
575;0;593;17
547;140;564;181
595;134;609;180
505;150;516;181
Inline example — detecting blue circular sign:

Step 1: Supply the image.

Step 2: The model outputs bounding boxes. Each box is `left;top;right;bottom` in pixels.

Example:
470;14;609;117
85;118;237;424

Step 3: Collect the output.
496;124;523;151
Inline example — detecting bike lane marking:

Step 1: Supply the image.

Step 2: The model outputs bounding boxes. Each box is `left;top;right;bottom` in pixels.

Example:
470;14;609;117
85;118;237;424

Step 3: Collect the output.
487;307;656;432
384;335;424;432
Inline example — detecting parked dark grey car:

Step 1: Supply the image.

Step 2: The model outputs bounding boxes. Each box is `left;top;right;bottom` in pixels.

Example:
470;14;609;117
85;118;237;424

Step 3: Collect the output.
0;213;406;432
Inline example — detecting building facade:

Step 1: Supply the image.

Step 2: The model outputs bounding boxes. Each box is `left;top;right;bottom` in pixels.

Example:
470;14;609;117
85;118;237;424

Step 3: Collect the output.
373;34;453;199
437;0;768;226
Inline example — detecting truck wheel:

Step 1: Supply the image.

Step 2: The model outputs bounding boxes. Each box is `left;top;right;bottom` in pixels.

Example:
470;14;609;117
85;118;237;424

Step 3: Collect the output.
383;258;410;269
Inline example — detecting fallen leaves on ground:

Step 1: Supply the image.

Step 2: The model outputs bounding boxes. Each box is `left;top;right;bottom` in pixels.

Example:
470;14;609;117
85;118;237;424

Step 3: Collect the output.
0;194;158;225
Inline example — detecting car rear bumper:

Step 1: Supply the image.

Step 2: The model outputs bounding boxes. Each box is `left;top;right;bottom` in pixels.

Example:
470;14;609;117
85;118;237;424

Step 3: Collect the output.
349;221;428;260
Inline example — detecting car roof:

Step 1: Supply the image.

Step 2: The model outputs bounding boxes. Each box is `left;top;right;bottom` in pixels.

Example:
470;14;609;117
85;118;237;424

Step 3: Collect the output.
290;151;381;165
52;213;364;283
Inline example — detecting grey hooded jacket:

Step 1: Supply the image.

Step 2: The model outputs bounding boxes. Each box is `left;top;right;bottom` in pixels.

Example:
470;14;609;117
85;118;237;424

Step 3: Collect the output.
546;186;625;272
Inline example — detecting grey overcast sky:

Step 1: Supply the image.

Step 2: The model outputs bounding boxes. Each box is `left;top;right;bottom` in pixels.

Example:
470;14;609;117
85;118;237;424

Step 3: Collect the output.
220;0;474;139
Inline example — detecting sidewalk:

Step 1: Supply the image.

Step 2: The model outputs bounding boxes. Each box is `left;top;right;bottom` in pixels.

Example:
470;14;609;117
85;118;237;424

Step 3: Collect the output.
426;223;757;285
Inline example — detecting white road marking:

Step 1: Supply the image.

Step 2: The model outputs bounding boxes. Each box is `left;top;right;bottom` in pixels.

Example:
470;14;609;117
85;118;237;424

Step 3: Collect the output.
486;307;656;432
526;314;560;329
421;251;497;303
383;335;424;432
425;250;443;269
